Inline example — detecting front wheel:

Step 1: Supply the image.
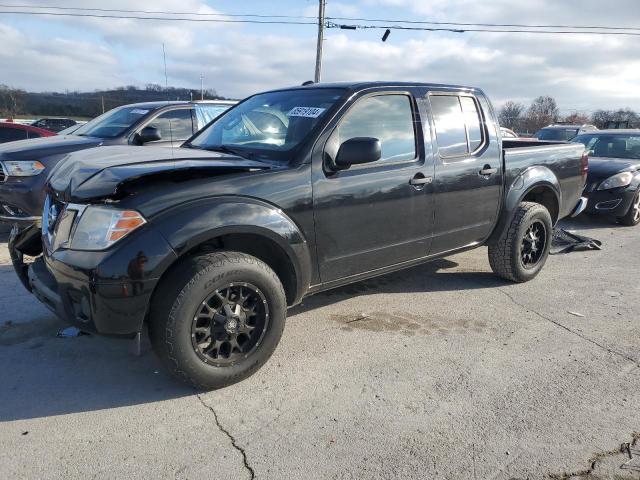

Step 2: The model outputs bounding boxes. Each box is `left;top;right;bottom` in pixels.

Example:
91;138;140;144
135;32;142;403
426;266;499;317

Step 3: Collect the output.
488;202;552;283
148;251;287;390
617;190;640;226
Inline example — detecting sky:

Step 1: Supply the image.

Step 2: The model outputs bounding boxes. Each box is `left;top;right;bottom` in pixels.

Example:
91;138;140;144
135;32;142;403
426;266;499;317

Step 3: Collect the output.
1;0;639;114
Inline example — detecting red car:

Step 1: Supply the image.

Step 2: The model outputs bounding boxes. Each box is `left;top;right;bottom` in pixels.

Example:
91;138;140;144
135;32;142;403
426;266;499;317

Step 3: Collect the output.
0;122;56;143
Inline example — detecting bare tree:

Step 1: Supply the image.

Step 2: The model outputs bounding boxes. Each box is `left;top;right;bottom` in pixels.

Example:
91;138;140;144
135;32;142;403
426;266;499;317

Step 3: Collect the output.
498;101;525;131
0;85;25;119
524;96;559;133
563;112;589;124
591;108;639;129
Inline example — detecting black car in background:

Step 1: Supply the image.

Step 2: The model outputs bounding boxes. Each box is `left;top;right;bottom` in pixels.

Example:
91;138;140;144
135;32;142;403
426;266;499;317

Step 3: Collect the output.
0;99;235;222
572;129;640;225
31;118;78;133
536;123;597;141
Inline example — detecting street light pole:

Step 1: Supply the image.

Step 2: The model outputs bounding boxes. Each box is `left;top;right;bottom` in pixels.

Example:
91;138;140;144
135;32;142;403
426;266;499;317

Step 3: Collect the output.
314;0;326;83
200;73;204;100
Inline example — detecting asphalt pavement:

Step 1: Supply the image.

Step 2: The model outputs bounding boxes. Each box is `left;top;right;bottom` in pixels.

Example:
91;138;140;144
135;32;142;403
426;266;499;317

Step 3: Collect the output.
0;215;639;479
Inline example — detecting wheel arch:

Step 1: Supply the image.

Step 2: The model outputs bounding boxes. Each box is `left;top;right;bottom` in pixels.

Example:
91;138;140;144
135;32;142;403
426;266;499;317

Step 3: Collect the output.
150;198;312;307
488;166;561;244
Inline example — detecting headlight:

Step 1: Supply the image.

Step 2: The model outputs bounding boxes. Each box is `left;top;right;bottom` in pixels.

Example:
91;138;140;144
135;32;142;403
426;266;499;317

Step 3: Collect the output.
597;172;633;190
2;160;45;177
70;206;146;250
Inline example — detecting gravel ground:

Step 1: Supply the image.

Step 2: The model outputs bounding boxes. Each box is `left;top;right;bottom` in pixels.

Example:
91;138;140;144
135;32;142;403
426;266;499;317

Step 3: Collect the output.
0;215;638;479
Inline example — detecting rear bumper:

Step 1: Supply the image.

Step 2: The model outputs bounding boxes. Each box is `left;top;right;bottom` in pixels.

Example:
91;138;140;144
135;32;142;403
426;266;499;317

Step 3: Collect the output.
584;186;637;217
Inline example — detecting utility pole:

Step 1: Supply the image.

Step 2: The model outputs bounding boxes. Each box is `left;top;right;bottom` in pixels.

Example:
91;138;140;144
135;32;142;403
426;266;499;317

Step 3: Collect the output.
200;73;204;100
101;95;105;114
314;0;326;83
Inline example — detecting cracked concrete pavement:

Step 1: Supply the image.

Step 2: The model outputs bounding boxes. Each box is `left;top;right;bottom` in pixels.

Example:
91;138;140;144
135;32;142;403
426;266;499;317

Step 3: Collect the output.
0;214;639;479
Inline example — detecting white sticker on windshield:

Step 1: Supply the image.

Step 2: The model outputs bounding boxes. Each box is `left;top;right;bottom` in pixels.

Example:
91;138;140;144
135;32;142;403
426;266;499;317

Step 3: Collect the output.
130;109;149;115
287;107;326;118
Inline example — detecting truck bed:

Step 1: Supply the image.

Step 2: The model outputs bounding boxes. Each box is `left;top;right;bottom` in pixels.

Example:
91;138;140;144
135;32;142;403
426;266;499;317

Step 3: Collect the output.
502;139;587;220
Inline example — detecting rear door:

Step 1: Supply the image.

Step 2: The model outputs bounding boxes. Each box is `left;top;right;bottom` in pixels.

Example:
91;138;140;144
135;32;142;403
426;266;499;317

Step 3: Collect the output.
426;91;502;253
312;89;435;282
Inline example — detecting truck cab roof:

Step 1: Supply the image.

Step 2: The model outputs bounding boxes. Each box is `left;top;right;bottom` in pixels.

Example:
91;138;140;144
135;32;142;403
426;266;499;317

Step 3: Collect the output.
267;81;480;94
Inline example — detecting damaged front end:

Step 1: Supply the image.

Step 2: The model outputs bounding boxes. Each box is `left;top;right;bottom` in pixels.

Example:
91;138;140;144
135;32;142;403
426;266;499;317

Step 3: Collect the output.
9;223;42;292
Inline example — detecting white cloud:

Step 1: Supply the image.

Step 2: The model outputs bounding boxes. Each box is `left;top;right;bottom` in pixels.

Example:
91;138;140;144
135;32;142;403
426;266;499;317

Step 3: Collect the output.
0;0;639;112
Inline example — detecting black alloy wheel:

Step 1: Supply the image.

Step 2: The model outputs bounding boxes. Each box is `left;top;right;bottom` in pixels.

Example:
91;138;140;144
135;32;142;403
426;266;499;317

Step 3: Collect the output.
191;282;269;366
520;220;547;268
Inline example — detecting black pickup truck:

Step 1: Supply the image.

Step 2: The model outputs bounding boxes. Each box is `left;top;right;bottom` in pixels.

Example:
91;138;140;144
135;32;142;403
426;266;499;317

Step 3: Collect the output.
10;82;587;389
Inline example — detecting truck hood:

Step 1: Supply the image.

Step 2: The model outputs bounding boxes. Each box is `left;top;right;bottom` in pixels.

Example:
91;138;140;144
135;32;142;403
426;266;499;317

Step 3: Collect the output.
587;157;640;182
48;145;273;202
0;135;103;161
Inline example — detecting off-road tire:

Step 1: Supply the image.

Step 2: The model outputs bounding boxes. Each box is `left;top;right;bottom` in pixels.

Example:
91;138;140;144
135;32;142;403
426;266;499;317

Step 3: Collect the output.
617;190;640;226
148;251;286;390
488;202;552;283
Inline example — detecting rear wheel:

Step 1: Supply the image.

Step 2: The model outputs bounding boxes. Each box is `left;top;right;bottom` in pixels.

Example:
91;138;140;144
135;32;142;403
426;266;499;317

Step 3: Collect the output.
617;190;640;226
149;251;286;390
488;202;552;283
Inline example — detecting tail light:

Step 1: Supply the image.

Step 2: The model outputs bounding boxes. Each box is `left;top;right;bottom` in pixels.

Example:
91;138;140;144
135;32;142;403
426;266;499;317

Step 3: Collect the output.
580;150;589;185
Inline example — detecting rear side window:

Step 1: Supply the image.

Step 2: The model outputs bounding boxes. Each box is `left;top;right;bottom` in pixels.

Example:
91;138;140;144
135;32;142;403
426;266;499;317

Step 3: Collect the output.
430;94;485;158
0;126;28;143
194;104;232;130
332;94;416;163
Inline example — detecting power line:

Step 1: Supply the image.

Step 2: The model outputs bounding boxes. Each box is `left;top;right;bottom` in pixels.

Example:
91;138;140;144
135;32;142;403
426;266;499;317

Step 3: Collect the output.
0;3;638;33
0;10;317;25
326;22;640;36
0;3;318;20
326;16;640;32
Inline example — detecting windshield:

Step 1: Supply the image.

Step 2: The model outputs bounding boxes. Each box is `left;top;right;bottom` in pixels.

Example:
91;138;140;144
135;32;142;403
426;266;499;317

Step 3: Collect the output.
536;128;579;141
573;134;640;159
73;106;154;138
189;88;345;161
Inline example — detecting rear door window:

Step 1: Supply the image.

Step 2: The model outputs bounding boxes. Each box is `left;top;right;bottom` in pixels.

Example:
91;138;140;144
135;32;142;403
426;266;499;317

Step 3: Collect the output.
430;94;485;158
194;104;232;130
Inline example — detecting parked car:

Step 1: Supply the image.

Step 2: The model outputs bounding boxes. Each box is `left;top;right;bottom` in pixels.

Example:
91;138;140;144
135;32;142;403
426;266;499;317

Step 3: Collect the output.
10;81;587;389
535;124;598;141
572;129;640;225
0;122;55;144
31;118;78;133
0;100;235;222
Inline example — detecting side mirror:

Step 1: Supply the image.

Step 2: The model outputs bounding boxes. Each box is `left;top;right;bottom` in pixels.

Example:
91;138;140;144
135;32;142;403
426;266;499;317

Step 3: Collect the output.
334;137;381;169
138;126;162;143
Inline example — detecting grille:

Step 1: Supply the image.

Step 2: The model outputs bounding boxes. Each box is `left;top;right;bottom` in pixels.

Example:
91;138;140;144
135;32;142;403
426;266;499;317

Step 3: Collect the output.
0;163;6;182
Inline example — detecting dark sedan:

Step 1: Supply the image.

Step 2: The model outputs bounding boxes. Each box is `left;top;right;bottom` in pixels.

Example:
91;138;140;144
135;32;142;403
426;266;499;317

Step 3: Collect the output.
0;100;235;222
572;130;640;225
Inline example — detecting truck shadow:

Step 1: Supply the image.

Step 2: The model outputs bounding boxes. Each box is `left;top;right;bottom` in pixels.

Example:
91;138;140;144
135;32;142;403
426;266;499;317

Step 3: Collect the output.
0;256;508;422
290;257;507;316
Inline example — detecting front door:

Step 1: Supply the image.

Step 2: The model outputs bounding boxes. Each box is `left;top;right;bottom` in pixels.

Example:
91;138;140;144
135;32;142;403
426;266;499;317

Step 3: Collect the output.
312;90;435;282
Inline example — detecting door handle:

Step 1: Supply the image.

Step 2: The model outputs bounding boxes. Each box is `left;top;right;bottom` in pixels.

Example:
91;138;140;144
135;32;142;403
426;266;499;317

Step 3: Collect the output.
410;175;433;186
479;165;497;176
